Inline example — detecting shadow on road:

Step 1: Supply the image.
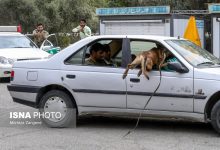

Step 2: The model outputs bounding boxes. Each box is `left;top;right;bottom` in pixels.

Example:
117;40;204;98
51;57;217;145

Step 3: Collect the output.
77;116;217;137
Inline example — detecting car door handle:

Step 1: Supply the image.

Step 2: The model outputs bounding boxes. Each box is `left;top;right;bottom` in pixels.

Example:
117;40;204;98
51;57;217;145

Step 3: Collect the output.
66;74;76;79
130;78;140;83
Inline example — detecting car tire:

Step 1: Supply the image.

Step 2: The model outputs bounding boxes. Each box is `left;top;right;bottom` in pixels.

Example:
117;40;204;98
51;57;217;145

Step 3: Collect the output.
39;90;76;128
211;100;220;134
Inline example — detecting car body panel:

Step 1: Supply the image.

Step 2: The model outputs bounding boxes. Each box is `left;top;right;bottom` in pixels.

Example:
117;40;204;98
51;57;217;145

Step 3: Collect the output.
61;65;127;108
126;70;194;112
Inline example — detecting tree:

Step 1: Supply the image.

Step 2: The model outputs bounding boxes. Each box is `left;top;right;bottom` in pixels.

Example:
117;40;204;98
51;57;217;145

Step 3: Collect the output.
58;0;107;33
0;0;211;34
34;0;63;33
107;0;207;10
0;0;43;32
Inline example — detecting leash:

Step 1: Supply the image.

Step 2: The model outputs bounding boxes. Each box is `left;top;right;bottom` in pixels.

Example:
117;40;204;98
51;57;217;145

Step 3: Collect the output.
122;69;162;138
123;52;166;138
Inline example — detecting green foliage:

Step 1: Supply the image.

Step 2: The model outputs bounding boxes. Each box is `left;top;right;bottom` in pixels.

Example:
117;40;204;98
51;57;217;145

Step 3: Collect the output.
57;34;71;48
0;0;43;32
107;0;206;10
0;0;106;34
34;0;63;33
58;0;106;34
107;0;129;7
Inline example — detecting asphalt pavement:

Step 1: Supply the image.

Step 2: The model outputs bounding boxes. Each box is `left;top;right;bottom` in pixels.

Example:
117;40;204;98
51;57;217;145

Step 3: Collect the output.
0;81;220;150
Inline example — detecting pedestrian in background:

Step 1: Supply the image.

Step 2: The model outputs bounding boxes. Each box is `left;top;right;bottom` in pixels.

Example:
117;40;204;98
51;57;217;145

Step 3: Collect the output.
72;19;91;39
33;23;49;48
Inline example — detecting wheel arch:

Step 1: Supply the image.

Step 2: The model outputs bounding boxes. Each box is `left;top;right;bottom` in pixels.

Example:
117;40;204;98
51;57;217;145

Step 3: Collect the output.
36;84;78;114
205;91;220;121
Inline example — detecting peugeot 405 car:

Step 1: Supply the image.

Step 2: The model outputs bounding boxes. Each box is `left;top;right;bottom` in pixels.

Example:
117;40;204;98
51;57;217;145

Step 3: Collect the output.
7;35;220;134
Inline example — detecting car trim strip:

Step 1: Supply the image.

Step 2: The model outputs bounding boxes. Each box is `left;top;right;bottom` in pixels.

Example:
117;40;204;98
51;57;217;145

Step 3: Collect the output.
12;98;37;108
73;89;207;99
7;85;41;93
73;89;126;95
7;85;206;100
127;91;206;99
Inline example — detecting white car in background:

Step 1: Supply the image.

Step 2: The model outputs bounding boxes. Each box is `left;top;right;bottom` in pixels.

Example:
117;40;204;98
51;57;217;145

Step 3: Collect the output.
0;31;50;79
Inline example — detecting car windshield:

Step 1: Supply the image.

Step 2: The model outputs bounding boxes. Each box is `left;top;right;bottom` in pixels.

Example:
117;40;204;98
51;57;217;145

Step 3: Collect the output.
0;36;37;49
166;39;220;67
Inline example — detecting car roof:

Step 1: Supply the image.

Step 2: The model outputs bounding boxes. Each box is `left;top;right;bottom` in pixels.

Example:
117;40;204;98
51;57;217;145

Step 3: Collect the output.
0;32;23;36
89;35;183;41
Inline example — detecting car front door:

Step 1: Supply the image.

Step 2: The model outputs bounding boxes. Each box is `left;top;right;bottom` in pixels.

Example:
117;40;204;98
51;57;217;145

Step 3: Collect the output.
125;39;194;112
61;38;127;110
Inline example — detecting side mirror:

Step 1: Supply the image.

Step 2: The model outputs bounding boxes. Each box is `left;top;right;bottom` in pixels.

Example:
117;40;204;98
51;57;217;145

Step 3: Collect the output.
167;62;188;73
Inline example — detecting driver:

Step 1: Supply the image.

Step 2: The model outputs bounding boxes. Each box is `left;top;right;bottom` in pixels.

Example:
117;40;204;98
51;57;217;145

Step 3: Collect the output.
85;43;106;66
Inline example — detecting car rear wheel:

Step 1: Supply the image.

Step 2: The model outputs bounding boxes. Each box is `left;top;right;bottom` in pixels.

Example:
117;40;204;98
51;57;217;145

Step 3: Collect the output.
39;90;76;128
211;100;220;134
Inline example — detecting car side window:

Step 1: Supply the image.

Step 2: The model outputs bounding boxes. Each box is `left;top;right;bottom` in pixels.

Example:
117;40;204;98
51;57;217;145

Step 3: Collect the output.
130;40;158;66
130;40;157;56
65;47;85;65
162;52;180;72
64;39;123;67
83;39;123;67
130;40;179;72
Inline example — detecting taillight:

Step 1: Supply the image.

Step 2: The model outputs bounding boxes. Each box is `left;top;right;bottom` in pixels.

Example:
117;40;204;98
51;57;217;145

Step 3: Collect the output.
11;70;14;81
17;25;22;33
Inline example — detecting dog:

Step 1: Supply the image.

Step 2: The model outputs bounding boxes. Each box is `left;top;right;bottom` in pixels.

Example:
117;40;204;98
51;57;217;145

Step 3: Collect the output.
122;47;167;80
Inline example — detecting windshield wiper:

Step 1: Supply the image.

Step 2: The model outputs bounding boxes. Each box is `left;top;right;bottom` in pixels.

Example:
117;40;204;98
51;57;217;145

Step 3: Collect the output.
197;61;215;66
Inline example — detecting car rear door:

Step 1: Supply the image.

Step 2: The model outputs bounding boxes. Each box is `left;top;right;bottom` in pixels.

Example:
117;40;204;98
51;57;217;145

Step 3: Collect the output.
61;38;127;109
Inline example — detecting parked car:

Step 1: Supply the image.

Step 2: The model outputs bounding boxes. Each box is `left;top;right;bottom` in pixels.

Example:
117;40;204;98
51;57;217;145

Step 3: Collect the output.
7;35;220;134
0;31;50;79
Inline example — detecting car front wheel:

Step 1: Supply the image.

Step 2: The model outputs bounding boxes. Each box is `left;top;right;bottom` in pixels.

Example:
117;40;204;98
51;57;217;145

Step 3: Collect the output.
211;100;220;134
39;90;76;128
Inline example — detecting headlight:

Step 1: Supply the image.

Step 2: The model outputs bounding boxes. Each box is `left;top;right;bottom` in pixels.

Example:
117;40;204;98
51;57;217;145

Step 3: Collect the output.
0;56;14;64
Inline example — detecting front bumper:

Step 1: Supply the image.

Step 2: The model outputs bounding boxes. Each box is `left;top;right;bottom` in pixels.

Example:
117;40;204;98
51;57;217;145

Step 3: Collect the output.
0;64;12;78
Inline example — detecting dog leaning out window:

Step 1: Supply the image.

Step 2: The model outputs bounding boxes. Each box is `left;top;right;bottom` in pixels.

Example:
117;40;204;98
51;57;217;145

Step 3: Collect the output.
123;47;169;80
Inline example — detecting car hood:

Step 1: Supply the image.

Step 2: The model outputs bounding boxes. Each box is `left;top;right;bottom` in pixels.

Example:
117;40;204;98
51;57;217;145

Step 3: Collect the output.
0;48;49;60
194;67;220;81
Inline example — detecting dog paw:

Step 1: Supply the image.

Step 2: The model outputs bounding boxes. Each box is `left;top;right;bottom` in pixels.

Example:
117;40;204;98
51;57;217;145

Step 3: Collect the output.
122;74;127;79
137;72;142;77
145;75;149;80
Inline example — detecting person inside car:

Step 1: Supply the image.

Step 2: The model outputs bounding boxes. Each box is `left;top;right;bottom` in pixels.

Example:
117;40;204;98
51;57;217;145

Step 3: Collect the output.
161;51;179;71
103;44;116;67
85;43;107;66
